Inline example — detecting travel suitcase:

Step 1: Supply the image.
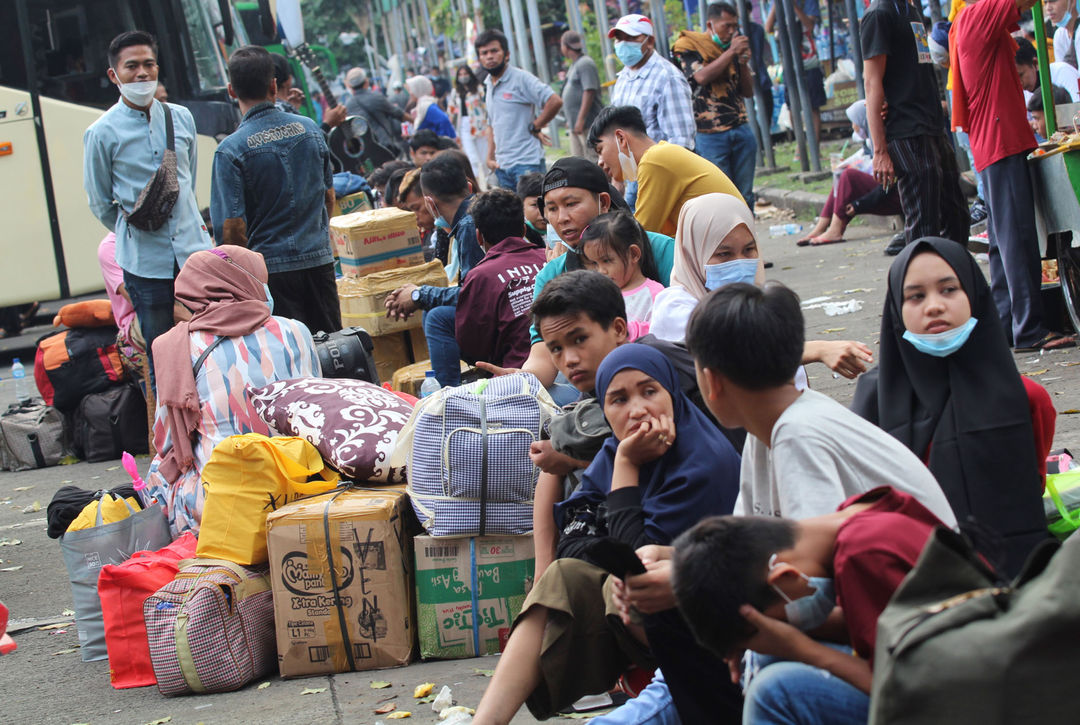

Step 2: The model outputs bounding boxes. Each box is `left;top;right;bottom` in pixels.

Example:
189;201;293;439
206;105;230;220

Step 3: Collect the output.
143;558;275;695
73;382;148;462
0;397;73;471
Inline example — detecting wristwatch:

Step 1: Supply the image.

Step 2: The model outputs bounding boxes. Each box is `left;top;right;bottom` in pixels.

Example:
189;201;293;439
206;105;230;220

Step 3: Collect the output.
411;288;422;303
528;122;539;135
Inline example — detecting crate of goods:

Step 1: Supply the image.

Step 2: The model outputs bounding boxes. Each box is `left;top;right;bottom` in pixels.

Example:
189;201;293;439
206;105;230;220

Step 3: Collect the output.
372;328;428;385
266;487;416;678
330;208;425;278
414;535;534;659
332;190;373;218
392;360;481;397
338;260;448;337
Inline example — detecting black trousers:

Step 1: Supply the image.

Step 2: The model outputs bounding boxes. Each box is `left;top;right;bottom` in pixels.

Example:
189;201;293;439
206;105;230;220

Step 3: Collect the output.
267;262;342;336
888;133;969;247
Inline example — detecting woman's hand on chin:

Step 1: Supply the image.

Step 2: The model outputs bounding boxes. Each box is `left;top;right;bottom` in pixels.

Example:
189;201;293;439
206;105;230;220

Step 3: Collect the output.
615;415;676;466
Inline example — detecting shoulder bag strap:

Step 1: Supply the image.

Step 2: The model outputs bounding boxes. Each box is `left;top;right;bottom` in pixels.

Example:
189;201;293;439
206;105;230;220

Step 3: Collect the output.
191;336;226;377
162;102;175;153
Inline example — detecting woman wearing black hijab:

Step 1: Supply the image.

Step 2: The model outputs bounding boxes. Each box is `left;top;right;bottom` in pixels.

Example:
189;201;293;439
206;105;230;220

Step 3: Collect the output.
852;237;1052;576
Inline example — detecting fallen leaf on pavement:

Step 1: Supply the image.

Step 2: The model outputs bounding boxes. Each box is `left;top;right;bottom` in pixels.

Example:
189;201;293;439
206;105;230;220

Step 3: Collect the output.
258;682;271;690
300;687;327;695
374;703;397;714
106;466;120;471
12;486;33;492
416;695;435;704
0;539;20;546
1061;409;1079;414
145;718;172;725
413;682;435;698
1;566;24;572
386;712;411;719
371;681;392;689
473;668;495;677
1022;369;1049;377
52;648;79;655
37;622;73;630
821;328;847;334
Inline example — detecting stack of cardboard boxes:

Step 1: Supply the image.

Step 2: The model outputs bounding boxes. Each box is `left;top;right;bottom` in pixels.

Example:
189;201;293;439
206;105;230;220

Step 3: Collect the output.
330;208;442;385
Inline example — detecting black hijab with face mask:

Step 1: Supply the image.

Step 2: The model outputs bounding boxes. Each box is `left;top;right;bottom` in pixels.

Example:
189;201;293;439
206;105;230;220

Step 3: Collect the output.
851;238;1048;576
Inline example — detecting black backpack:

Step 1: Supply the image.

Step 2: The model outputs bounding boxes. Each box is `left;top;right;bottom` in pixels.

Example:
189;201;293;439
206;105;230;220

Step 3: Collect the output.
72;382;148;463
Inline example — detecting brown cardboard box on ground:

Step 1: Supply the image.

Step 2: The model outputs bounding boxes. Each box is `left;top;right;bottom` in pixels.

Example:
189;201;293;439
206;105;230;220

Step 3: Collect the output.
330;208;424;278
332;190;373;218
371;328;428;385
266;488;416;678
414;535;535;659
391;359;477;396
337;261;448;337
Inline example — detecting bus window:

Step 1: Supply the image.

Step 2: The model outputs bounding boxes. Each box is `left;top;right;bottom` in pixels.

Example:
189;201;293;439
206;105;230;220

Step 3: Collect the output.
180;0;231;95
0;3;29;92
17;0;156;108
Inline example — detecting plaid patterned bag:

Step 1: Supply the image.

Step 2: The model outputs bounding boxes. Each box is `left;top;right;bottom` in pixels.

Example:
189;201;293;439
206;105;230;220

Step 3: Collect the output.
143;558;275;695
398;373;560;536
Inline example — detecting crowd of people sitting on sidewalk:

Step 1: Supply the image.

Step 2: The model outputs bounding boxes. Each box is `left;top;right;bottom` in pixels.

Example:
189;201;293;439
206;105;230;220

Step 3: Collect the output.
77;17;1077;724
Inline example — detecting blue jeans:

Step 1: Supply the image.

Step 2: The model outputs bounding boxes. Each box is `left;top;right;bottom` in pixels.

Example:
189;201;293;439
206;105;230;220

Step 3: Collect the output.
743;660;868;725
122;269;176;391
589;670;682;725
495;162;546;191
423;305;462;387
696;124;757;208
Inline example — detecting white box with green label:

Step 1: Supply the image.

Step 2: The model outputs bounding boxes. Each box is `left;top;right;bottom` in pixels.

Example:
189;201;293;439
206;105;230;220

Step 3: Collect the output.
413;535;534;659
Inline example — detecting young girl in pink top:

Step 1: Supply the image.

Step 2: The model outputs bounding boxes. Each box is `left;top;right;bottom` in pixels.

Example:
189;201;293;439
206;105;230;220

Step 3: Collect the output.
580;211;666;340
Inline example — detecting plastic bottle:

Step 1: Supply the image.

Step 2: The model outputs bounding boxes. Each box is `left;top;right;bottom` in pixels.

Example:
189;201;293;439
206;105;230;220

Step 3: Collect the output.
419;370;441;398
769;223;804;237
10;358;28;403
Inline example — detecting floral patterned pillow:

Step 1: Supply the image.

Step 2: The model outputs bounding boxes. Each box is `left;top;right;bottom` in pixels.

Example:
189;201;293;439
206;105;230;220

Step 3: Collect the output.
246;378;414;483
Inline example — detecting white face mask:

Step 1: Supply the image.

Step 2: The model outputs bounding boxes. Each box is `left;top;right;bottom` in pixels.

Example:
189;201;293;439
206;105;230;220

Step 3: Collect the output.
617;135;638;182
115;77;158;107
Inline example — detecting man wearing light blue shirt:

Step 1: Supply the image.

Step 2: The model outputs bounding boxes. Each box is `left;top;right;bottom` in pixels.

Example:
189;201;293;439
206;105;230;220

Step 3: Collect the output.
83;31;211;385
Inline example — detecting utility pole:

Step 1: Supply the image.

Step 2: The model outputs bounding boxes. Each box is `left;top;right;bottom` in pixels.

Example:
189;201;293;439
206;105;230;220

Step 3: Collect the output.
593;0;617;80
737;0;776;169
566;0;585;34
843;0;864;99
773;0;810;171
509;0;535;74
497;0;522;63
649;0;671;58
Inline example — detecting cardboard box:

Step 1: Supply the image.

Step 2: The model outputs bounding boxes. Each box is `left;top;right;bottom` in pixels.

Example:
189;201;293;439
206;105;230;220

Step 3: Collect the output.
391;359;476;397
330;208;425;278
332;190;373;218
414;535;535;660
372;328;428;385
338;261;449;337
266;488;416;677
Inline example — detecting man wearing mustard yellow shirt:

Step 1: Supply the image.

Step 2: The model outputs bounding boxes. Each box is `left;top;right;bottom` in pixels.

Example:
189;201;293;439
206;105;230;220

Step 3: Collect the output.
589;105;745;236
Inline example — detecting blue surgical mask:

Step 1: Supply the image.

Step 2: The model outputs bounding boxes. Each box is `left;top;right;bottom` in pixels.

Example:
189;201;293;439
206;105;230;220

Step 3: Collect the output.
434;215;452;232
615;40;645;68
545;224;562;249
704;258;759;291
902;317;978;357
263;283;275;314
769;554;836;632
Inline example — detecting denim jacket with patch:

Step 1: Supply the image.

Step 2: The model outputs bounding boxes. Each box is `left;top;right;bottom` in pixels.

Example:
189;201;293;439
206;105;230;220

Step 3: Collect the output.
210;102;334;274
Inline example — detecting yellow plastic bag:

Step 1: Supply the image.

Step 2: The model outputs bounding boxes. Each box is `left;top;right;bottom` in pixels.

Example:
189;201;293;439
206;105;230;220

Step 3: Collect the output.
196;433;339;565
66;494;142;533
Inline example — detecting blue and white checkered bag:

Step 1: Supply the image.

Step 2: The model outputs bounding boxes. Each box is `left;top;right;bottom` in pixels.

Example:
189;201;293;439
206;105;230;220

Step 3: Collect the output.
396;373;560;536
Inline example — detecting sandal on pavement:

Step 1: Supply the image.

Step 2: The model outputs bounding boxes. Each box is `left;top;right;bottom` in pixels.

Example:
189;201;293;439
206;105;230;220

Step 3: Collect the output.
809;237;847;246
1015;332;1078;352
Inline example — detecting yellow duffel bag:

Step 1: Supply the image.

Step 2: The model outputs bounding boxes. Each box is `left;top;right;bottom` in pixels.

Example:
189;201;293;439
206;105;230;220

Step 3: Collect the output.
195;433;339;566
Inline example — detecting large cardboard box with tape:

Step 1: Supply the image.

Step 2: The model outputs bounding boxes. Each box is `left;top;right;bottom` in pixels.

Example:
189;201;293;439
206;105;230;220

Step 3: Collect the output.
338;261;448;337
331;190;373;218
266;488;416;677
330;208;424;278
413;535;534;660
372;328;428;385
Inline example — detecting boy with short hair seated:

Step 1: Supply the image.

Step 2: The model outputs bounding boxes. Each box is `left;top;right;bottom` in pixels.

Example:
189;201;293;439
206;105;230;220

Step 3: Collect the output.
671;486;950;721
687;282;956;525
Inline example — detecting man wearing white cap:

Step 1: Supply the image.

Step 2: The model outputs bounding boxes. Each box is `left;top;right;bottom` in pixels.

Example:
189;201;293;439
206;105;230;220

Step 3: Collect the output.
344;66;407;154
609;14;696;151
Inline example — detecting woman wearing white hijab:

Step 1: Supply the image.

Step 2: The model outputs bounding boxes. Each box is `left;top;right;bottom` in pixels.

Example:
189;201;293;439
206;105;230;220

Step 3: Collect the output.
651;193;873;379
406;75;458;140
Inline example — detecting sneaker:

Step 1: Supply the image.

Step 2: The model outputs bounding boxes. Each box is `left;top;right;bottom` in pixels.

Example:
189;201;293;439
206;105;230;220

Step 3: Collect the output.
885;232;906;256
969;198;988;225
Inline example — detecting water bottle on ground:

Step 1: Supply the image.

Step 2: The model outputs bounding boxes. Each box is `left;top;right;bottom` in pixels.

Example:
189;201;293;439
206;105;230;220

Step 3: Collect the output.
419;370;441;398
10;358;29;403
769;223;804;237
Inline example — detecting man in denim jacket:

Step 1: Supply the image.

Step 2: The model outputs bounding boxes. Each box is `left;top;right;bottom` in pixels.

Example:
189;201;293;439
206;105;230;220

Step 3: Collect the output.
210;46;341;335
